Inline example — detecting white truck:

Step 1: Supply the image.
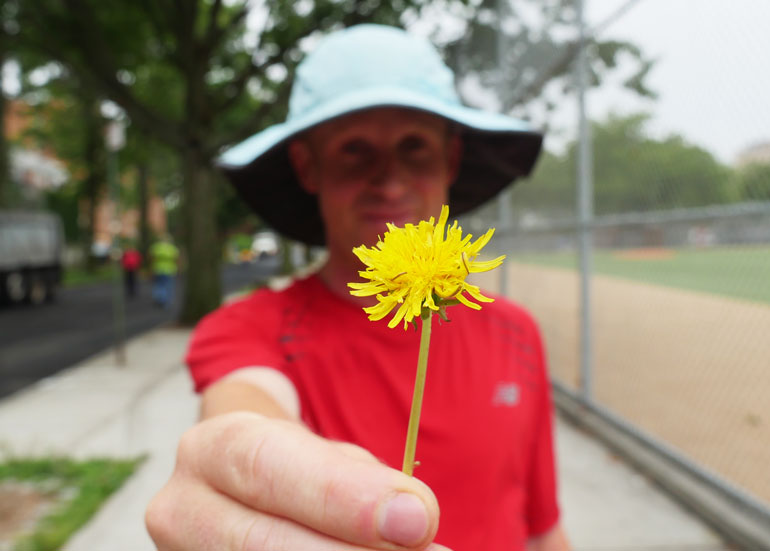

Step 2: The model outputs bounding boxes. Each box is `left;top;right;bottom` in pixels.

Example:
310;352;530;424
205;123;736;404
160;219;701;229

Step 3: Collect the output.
0;210;64;305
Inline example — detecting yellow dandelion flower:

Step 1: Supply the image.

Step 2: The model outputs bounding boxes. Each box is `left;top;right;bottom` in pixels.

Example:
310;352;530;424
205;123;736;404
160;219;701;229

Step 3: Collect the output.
348;204;505;329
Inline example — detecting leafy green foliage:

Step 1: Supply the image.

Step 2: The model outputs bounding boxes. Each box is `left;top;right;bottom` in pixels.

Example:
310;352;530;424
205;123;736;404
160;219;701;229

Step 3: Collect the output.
732;162;770;201
44;184;80;242
591;114;730;213
445;0;656;116
14;0;449;323
515;112;733;215
0;456;143;551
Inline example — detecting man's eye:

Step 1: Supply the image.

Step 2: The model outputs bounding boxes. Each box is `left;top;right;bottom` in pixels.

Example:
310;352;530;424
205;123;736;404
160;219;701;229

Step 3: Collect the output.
340;139;374;159
399;135;430;156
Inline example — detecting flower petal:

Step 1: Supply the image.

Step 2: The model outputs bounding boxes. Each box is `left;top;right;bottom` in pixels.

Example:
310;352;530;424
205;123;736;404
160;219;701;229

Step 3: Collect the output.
348;204;503;328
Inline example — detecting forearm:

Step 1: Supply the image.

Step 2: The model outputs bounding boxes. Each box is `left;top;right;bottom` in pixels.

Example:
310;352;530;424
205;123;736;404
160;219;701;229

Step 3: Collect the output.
527;523;571;551
200;379;296;421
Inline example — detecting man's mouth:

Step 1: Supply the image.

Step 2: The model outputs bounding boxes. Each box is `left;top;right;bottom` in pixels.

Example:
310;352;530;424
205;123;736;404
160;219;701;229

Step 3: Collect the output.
360;210;415;227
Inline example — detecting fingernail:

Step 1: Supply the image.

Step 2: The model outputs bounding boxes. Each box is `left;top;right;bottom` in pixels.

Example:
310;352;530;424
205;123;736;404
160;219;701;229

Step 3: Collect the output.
378;492;429;546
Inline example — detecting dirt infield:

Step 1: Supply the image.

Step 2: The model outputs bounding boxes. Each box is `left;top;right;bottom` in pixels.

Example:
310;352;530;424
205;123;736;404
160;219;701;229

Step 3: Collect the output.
472;263;770;505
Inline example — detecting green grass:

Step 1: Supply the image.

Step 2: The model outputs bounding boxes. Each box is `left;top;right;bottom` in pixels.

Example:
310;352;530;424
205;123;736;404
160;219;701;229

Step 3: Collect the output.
511;245;770;305
61;265;119;287
0;456;144;551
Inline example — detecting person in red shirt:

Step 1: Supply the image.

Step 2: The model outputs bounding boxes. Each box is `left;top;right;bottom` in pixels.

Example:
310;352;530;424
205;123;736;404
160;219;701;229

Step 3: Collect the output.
147;24;570;551
120;245;141;299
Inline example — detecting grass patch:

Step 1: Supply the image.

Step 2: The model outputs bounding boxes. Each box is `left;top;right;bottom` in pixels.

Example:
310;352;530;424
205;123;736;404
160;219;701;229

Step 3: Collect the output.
511;245;770;305
61;265;119;287
0;456;144;551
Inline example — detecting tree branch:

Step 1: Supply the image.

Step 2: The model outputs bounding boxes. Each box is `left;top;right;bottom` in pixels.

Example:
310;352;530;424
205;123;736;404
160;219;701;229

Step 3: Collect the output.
505;0;644;110
171;0;196;77
205;0;224;38
19;2;185;148
207;78;293;157
505;40;578;109
213;40;290;113
203;0;243;55
136;0;183;66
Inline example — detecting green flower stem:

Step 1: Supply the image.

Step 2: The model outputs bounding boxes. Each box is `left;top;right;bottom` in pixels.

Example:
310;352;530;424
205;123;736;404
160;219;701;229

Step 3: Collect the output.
402;312;432;476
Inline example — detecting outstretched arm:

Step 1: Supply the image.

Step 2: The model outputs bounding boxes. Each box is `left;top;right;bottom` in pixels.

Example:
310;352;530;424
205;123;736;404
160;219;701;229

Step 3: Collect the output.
146;367;449;551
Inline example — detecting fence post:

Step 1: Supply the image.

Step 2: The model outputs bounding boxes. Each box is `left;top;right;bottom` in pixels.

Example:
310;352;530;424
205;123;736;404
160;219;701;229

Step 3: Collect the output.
497;188;513;297
106;119;127;366
576;0;594;402
496;0;511;298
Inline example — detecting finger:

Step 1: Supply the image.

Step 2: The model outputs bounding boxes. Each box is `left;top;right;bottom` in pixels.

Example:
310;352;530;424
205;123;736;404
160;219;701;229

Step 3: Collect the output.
148;476;450;551
181;412;439;549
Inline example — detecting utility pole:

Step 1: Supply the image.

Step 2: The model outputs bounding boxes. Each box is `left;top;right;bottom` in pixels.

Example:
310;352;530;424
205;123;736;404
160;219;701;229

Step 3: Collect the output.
106;119;127;366
496;0;512;297
576;0;594;402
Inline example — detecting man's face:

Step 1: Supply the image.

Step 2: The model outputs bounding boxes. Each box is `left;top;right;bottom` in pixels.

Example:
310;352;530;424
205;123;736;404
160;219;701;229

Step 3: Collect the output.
289;108;461;260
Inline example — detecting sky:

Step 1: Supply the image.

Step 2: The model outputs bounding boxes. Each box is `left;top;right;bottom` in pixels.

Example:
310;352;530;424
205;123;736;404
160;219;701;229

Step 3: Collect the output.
581;0;770;164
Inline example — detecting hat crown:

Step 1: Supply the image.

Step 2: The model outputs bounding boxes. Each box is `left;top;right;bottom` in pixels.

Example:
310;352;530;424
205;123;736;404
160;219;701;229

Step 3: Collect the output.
289;24;461;121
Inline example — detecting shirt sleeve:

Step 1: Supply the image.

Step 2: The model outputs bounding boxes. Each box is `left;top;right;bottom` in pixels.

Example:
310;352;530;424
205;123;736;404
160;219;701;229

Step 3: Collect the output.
524;319;561;537
185;292;286;393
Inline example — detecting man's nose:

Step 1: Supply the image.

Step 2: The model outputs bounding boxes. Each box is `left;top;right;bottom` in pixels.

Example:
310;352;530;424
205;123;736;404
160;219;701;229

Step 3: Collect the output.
370;155;409;197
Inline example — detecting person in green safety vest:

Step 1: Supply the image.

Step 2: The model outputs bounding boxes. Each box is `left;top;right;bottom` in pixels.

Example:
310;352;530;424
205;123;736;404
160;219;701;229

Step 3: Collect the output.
149;235;180;308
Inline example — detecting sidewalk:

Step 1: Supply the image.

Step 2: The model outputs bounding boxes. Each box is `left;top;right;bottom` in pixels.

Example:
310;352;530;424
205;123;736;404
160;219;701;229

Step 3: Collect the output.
0;327;728;550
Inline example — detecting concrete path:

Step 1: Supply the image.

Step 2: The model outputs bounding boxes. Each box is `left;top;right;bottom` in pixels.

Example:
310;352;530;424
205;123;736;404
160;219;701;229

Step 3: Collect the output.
0;327;728;550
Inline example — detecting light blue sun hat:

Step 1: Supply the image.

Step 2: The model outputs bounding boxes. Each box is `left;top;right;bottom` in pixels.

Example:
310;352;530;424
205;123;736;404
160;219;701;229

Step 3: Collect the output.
219;24;543;246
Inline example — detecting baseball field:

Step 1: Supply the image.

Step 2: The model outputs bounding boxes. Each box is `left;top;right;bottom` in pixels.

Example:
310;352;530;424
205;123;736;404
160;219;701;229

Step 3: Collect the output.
471;244;770;506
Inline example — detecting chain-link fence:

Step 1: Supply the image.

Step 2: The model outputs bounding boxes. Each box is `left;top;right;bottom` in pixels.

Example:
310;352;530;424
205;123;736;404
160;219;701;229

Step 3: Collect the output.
465;0;770;537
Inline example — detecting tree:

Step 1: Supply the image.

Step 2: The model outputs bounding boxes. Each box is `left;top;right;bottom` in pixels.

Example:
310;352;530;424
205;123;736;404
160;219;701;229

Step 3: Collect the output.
17;0;450;324
732;162;770;202
515;112;732;216
1;0;22;207
443;0;656;123
17;0;655;324
13;71;111;266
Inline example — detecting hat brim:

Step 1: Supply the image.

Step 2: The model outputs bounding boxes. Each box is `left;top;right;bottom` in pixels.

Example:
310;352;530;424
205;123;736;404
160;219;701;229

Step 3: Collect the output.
218;87;543;246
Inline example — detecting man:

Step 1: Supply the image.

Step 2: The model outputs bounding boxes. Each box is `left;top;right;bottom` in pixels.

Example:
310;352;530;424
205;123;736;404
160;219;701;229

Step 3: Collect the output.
147;24;570;551
149;234;179;308
120;244;141;299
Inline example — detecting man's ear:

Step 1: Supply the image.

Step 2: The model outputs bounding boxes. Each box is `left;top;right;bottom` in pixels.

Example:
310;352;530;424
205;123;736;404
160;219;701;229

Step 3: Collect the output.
446;133;463;187
287;140;318;194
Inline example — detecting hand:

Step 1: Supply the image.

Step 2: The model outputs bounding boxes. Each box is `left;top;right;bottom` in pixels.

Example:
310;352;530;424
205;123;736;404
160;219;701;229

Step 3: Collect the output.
146;412;450;550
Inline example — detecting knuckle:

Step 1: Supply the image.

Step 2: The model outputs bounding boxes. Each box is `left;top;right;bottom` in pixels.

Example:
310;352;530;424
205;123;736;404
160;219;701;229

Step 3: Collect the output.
244;517;282;551
229;514;260;551
241;424;281;505
145;485;176;547
174;426;201;473
320;473;346;526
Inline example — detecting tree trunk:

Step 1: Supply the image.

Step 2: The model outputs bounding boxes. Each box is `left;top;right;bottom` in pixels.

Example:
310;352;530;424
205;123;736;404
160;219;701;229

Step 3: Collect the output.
81;98;107;271
178;146;221;325
0;49;9;208
137;162;151;267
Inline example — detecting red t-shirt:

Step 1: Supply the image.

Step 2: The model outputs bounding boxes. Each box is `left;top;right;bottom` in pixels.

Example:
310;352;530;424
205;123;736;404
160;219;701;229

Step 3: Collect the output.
121;249;141;271
186;275;560;550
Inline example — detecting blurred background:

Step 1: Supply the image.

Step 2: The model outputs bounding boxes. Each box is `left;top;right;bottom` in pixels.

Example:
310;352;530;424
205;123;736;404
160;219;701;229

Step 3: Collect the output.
460;0;770;541
1;0;768;547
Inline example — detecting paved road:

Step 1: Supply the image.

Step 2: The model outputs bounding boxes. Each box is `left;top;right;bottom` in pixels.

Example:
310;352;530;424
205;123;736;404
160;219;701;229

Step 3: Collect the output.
0;259;280;399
